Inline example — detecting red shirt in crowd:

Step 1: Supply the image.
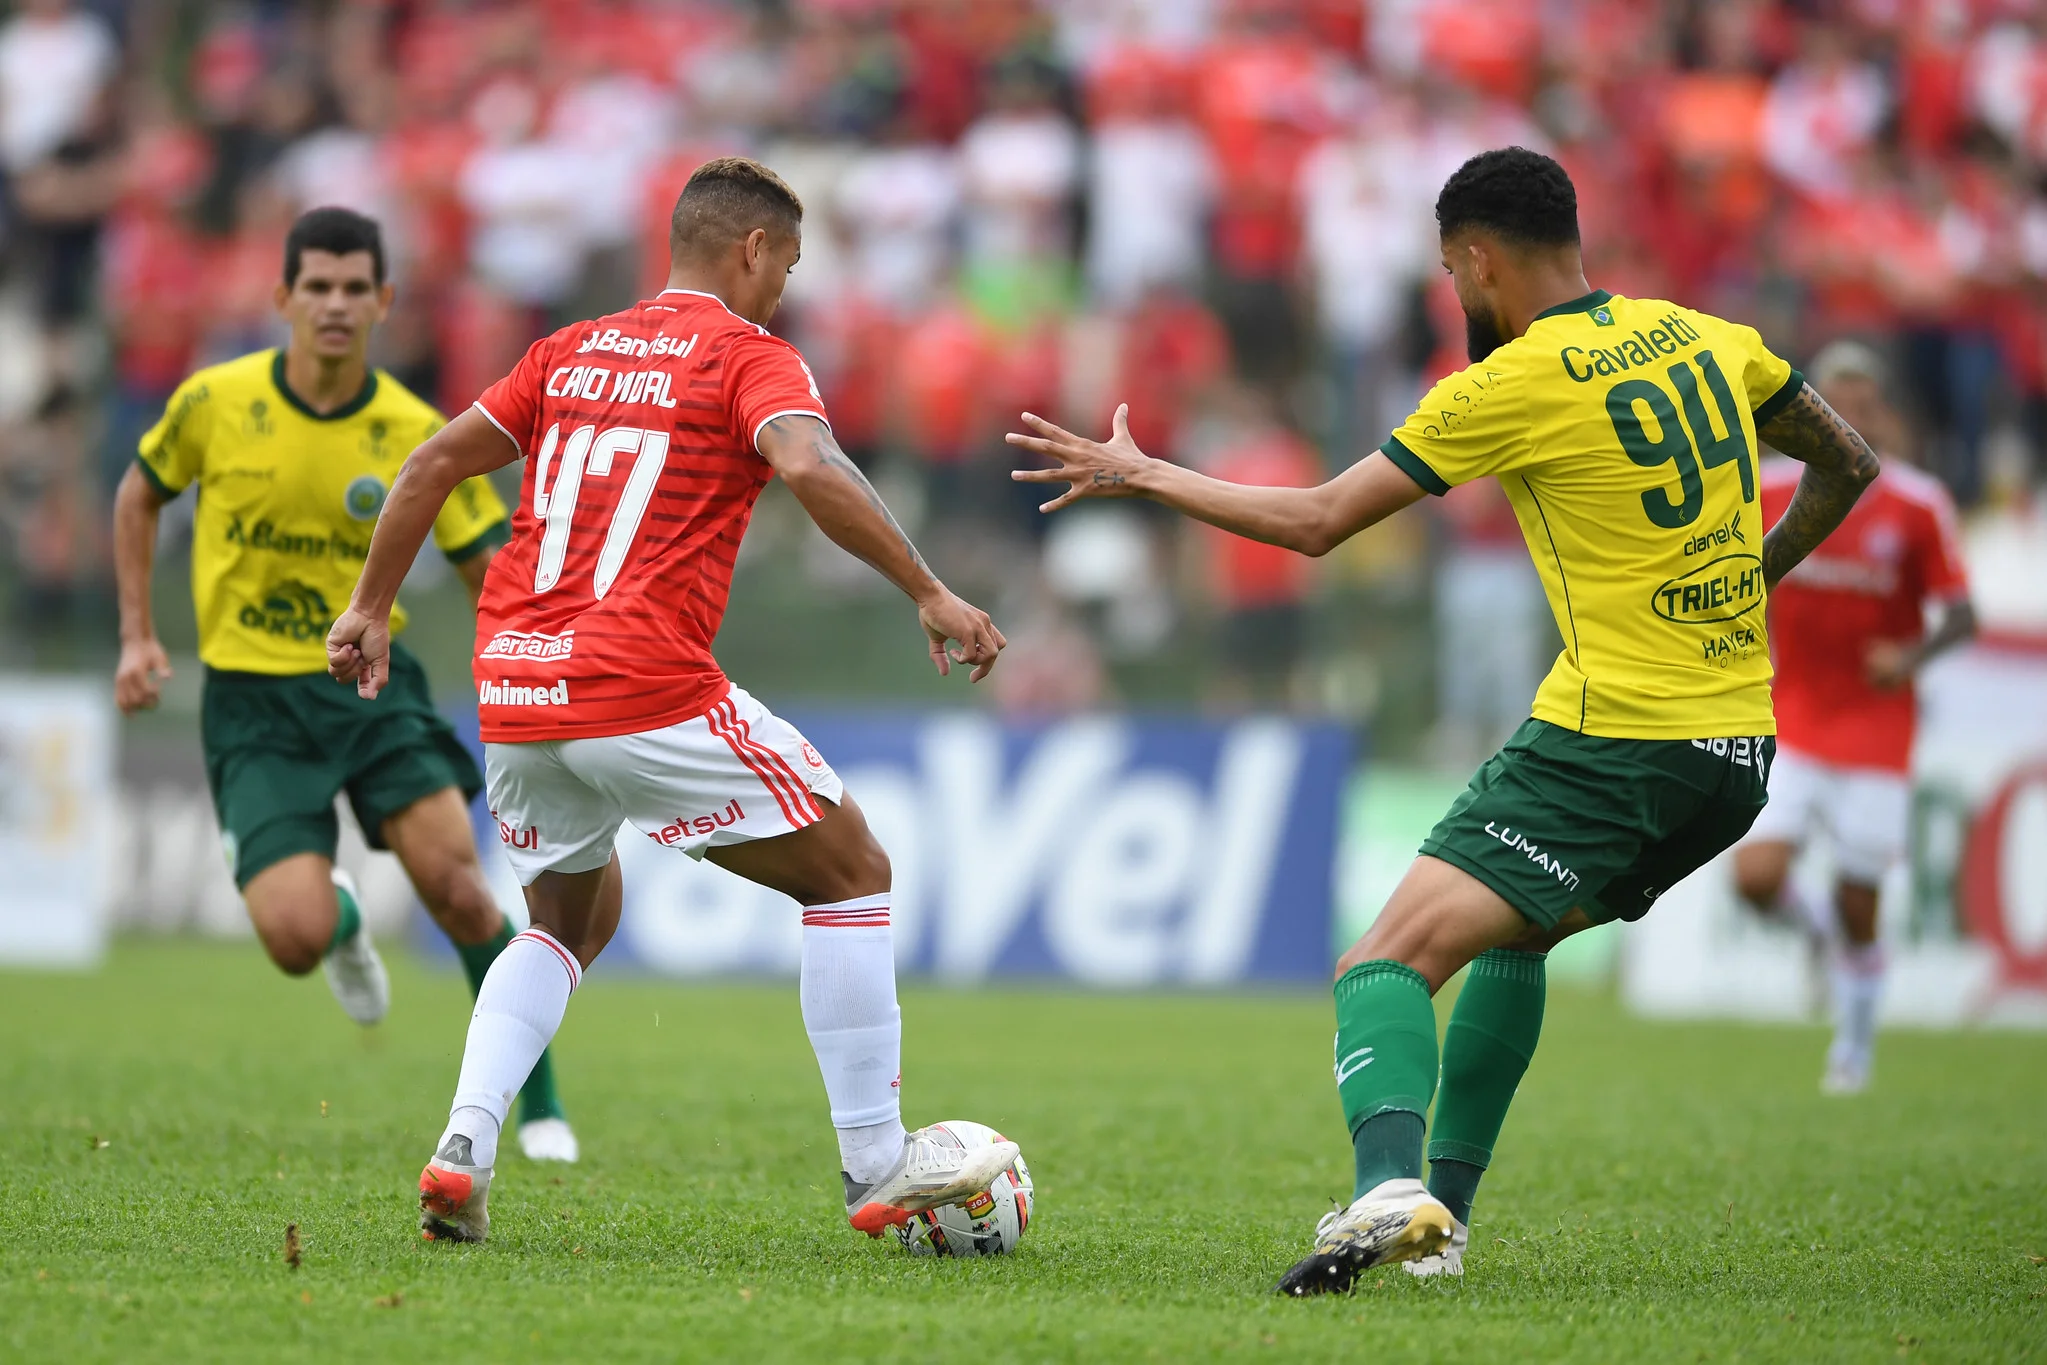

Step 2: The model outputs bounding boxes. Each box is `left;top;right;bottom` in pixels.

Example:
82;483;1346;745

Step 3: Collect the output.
471;289;828;742
1761;460;1971;773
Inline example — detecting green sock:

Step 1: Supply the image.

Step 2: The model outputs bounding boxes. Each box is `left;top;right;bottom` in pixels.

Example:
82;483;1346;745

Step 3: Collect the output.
324;880;363;956
456;920;567;1125
1333;960;1439;1199
1426;948;1546;1225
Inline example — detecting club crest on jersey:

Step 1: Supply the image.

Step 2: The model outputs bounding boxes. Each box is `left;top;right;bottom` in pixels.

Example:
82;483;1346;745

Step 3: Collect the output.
478;679;571;707
343;474;387;522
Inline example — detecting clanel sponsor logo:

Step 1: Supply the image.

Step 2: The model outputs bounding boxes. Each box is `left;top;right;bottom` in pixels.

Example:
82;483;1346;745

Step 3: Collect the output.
480;629;575;661
647;801;746;846
1483;822;1582;890
478;679;571;707
1652;553;1764;624
1683;508;1746;557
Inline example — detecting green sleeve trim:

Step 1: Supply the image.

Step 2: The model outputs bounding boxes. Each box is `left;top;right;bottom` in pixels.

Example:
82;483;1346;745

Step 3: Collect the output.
1752;368;1804;428
444;519;511;564
1380;436;1451;497
132;454;182;501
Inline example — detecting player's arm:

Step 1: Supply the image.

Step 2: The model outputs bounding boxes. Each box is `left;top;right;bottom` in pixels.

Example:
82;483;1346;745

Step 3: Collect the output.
328;406;517;697
454;543;500;608
756;414;1004;682
1754;384;1882;588
1007;405;1426;555
1865;597;1976;689
112;463;176;713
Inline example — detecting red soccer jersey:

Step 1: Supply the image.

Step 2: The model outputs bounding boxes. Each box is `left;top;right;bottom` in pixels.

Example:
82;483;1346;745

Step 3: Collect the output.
470;289;827;742
1760;459;1970;772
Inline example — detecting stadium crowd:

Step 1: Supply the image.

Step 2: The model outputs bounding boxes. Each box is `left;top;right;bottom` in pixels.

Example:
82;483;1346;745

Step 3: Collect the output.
3;0;2046;734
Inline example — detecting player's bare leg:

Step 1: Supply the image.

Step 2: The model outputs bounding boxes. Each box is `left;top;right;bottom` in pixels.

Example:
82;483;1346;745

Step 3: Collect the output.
1282;858;1565;1295
1823;878;1883;1094
1733;838;1830;1017
383;788;577;1159
707;795;1021;1235
243;851;387;1025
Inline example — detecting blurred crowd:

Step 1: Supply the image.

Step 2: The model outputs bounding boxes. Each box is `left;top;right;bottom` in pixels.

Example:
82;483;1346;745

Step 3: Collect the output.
5;0;2047;745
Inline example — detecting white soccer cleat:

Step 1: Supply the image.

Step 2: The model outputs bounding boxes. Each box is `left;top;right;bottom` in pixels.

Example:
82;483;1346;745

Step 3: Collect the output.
1821;1055;1871;1095
1405;1214;1469;1277
844;1124;1021;1238
517;1116;580;1163
1275;1178;1456;1296
321;868;388;1026
418;1133;493;1243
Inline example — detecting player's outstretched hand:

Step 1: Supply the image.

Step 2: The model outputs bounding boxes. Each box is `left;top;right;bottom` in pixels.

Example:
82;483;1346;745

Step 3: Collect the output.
919;588;1007;683
114;636;173;714
1007;404;1152;513
326;606;392;700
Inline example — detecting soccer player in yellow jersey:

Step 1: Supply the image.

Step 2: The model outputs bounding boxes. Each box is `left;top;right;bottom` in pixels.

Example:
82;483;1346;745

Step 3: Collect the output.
1009;148;1880;1292
111;208;577;1161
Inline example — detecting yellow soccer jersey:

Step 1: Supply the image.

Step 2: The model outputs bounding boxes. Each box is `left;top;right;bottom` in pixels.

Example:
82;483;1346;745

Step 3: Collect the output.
1382;290;1802;739
137;349;510;675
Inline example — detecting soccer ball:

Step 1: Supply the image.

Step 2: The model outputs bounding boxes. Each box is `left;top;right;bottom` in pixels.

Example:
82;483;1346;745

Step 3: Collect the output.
891;1120;1033;1258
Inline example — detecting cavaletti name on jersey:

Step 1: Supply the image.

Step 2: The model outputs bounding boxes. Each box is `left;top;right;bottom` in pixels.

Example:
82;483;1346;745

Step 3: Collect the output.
478;679;572;707
545;364;679;409
1558;312;1702;382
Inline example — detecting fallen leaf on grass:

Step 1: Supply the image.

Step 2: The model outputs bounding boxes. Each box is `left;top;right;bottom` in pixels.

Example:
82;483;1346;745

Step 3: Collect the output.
88;1135;109;1151
374;1293;403;1309
320;1101;329;1118
299;1291;312;1305
284;1223;302;1270
35;1269;48;1281
739;1288;754;1302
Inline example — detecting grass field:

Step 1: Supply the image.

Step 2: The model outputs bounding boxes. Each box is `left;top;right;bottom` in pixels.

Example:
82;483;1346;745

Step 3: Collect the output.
3;941;2043;1363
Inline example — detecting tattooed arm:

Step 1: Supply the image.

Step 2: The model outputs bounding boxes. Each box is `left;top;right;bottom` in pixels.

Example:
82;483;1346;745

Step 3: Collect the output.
1755;383;1882;588
757;414;1005;681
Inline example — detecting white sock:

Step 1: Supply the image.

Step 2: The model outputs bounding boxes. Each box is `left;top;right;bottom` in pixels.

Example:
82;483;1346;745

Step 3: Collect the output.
1828;941;1884;1070
439;927;581;1170
800;893;905;1184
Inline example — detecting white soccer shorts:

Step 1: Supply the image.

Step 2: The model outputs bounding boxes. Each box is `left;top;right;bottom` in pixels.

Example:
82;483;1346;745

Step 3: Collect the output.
1743;744;1908;885
484;685;844;884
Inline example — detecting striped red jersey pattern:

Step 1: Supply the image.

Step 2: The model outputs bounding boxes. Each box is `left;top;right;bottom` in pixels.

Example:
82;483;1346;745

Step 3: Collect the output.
471;290;828;742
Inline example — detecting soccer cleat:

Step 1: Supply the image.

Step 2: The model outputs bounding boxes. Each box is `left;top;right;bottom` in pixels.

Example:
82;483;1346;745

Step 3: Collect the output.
321;868;388;1026
517;1116;580;1163
1404;1214;1469;1277
1821;1055;1871;1095
843;1124;1021;1237
418;1133;492;1243
1275;1178;1455;1297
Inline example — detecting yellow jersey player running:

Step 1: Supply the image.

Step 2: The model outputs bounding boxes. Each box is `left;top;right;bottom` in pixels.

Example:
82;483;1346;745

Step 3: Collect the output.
112;207;578;1161
1008;148;1879;1292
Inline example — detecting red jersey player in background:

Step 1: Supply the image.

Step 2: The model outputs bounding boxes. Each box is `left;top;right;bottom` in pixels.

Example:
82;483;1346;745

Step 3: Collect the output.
325;158;1018;1245
1735;340;1976;1095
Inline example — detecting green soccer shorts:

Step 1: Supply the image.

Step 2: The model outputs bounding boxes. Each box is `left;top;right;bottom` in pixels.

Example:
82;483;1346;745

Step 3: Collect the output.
201;641;483;887
1419;718;1775;929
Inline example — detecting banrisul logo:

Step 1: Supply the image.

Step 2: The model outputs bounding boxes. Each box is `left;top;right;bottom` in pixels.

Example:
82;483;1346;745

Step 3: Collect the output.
1591;305;1615;327
1653;554;1764;624
344;474;387;522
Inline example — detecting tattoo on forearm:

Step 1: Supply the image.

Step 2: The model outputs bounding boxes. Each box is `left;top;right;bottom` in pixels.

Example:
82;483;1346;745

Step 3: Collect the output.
768;416;931;579
1755;385;1881;586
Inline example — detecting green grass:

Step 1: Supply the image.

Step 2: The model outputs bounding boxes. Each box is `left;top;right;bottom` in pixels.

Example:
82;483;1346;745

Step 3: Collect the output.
2;942;2042;1362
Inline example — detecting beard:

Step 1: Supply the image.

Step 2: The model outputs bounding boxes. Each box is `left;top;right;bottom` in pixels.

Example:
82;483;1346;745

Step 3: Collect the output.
1465;306;1508;363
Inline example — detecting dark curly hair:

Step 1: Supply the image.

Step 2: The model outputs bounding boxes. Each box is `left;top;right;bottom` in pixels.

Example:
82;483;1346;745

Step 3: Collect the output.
1435;147;1579;247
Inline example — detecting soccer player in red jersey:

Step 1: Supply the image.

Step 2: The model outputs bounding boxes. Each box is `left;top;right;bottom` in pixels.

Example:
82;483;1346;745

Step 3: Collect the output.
1735;341;1976;1094
324;158;1017;1243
